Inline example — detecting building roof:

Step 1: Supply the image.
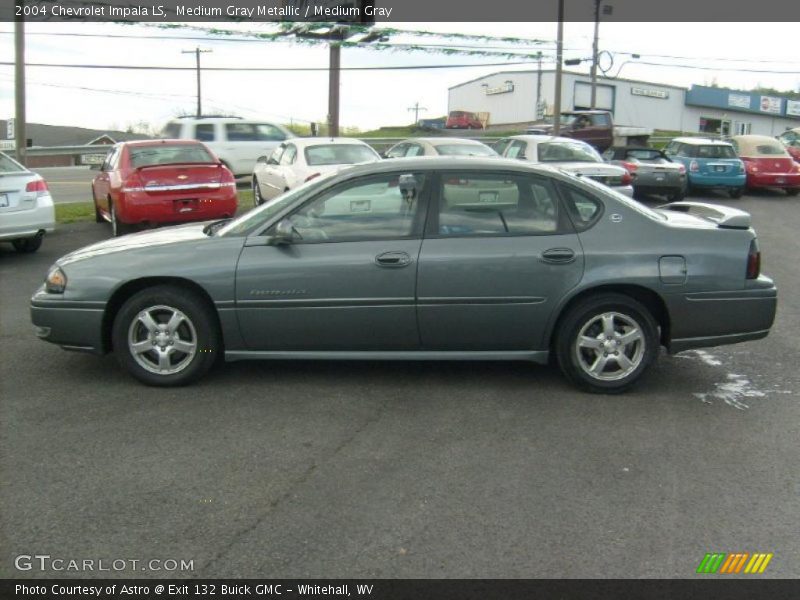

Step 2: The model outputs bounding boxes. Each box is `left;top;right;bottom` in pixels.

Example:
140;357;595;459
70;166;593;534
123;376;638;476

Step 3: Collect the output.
0;120;152;148
448;70;689;92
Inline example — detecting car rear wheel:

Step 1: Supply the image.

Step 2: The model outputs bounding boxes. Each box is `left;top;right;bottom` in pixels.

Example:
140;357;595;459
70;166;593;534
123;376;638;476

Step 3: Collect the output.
12;234;43;253
729;187;744;199
252;177;265;206
112;285;221;386
109;200;131;237
556;293;659;393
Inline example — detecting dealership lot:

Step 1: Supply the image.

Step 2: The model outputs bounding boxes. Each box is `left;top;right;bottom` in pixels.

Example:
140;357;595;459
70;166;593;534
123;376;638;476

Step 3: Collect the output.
1;190;798;578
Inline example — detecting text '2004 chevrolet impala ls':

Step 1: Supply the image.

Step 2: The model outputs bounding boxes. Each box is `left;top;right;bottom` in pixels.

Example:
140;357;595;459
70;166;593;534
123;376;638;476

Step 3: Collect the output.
30;157;777;393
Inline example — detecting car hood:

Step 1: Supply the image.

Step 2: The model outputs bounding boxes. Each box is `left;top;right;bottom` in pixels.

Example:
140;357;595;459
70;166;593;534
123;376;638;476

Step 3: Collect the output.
58;222;212;266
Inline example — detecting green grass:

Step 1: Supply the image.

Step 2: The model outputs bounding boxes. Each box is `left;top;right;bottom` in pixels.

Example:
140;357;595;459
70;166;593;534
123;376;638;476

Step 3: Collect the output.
55;202;95;224
55;189;255;225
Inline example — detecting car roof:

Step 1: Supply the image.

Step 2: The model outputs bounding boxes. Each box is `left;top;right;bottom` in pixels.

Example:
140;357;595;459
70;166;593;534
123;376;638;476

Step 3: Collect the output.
609;146;662;152
284;137;373;149
327;156;568;178
167;117;279;124
670;137;733;146
509;135;590;144
118;139;208;148
419;138;488;146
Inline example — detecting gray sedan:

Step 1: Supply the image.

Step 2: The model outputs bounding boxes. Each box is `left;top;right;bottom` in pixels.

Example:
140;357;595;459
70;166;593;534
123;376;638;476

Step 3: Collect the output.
31;157;777;393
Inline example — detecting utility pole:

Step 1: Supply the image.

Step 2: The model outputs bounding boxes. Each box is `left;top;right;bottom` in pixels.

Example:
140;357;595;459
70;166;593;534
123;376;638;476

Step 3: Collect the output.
14;13;26;165
535;51;543;121
590;0;601;109
407;101;428;125
328;41;341;136
182;47;212;118
553;0;564;135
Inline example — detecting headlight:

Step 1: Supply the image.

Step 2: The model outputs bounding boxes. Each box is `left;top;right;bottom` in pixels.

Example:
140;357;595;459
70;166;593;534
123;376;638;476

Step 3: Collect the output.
45;267;67;294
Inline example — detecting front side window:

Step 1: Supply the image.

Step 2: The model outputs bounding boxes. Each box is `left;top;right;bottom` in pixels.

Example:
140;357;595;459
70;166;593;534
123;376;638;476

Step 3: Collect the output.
385;144;407;159
284;173;424;243
268;146;284;165
591;113;612;126
405;144;425;157
280;145;297;165
505;140;527;159
437;173;559;237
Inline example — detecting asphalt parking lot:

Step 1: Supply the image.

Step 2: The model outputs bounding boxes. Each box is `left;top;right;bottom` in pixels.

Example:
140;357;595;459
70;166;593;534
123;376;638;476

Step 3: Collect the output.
1;189;798;579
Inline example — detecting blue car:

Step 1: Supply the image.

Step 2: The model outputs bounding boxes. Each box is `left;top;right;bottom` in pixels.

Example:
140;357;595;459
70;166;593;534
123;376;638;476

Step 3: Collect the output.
664;137;746;198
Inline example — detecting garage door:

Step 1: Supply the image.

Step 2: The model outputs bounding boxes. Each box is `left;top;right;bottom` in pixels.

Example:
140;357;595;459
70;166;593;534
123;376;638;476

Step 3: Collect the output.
574;82;615;111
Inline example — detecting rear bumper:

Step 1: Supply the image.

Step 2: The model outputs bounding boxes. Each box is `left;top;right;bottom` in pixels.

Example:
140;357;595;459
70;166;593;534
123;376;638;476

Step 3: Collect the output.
0;196;55;241
31;289;106;354
746;172;800;189
117;189;237;224
632;173;686;191
687;173;746;188
665;278;777;353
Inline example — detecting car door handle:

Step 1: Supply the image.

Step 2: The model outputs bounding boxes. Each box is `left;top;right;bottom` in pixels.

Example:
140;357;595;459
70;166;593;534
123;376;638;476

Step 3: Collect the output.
541;248;576;264
375;251;412;268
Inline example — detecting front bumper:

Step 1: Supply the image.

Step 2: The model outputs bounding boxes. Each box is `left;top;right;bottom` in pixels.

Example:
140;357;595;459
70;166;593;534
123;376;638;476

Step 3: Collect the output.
665;277;777;353
0;195;56;241
31;288;106;354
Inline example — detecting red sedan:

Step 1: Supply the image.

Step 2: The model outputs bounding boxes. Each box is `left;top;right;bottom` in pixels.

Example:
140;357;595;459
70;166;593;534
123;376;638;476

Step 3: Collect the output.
732;135;800;196
777;128;800;163
92;140;238;236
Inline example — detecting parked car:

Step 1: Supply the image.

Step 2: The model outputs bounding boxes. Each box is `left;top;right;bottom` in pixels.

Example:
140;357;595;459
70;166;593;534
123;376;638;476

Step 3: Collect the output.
445;110;483;130
91;140;238;237
731;135;800;196
497;135;633;197
526;110;616;152
0;151;55;253
663;137;746;198
384;137;497;158
252;138;381;206
602;146;687;202
31;157;776;393
777;128;800;163
161;116;294;177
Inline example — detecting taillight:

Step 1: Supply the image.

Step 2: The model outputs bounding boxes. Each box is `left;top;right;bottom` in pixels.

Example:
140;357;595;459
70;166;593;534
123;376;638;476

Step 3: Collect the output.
26;179;48;195
305;172;321;183
621;161;638;172
219;165;236;187
746;239;760;280
620;171;633;185
121;173;144;193
677;164;686;174
689;160;699;172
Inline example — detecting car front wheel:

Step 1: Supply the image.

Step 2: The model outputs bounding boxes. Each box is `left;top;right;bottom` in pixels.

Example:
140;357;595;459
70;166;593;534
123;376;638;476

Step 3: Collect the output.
112;285;221;386
556;293;659;393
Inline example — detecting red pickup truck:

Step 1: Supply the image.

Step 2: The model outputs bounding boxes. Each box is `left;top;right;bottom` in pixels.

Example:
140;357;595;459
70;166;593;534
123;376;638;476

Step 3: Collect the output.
526;110;649;152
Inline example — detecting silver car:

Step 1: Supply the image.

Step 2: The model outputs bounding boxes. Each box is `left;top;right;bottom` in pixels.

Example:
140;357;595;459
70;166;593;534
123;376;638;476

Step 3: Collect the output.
0;151;55;253
602;146;687;201
31;157;776;393
384;138;498;158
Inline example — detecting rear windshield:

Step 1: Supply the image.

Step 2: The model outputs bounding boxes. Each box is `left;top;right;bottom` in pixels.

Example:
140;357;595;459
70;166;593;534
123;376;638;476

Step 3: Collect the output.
129;145;216;168
625;149;664;161
753;143;787;156
0;152;26;173
696;145;737;159
434;144;497;157
304;144;379;166
449;111;468;117
538;141;602;163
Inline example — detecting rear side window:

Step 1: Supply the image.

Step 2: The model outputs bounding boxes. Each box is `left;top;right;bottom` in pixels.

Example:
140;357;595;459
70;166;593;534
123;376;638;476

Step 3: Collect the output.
559;184;603;232
194;124;215;142
225;123;287;142
437;173;559;236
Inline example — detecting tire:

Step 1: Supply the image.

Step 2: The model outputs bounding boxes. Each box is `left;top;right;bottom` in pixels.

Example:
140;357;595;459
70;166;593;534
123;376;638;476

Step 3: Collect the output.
555;293;659;394
109;200;131;237
729;187;744;199
12;235;43;253
252;177;265;206
112;285;221;386
786;189;799;197
93;186;104;223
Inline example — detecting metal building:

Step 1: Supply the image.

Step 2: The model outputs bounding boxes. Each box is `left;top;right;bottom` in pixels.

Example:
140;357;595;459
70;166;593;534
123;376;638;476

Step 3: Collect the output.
448;70;800;136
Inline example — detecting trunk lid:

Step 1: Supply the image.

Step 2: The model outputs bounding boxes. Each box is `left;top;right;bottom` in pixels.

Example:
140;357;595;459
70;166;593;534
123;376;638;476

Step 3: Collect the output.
0;172;39;213
134;164;224;194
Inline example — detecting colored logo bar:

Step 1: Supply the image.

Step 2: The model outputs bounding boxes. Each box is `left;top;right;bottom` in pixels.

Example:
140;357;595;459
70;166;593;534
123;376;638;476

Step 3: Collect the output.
697;552;773;574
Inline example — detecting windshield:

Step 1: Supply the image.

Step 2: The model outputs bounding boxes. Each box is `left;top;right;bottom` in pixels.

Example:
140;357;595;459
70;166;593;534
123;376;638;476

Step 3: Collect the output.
304;144;379;166
0;152;26;174
130;144;216;167
216;171;338;237
434;144;497;157
538;141;602;163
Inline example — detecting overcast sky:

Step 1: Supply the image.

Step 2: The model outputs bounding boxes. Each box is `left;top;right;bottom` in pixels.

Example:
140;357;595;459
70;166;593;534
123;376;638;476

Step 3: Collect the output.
1;21;798;133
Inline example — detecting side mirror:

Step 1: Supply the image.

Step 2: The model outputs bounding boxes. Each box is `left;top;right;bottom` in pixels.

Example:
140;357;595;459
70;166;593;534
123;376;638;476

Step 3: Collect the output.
268;219;295;245
267;157;279;165
89;163;102;171
256;155;267;165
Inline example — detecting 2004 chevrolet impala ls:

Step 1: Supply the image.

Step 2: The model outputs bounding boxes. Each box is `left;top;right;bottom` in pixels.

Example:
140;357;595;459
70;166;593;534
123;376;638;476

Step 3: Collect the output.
30;157;777;393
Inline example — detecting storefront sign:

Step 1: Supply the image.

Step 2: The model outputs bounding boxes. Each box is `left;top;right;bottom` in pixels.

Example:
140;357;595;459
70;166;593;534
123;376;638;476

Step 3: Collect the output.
727;94;751;109
486;82;514;95
786;100;800;117
760;96;782;114
631;87;668;99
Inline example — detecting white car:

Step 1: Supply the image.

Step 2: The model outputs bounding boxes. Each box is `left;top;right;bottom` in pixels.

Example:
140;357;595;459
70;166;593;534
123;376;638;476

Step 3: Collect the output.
0;152;55;253
497;135;634;197
161;117;294;177
252;138;382;206
384;137;498;158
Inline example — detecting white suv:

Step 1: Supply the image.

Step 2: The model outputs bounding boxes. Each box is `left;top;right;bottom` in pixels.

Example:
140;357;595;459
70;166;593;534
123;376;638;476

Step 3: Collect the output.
161;117;294;177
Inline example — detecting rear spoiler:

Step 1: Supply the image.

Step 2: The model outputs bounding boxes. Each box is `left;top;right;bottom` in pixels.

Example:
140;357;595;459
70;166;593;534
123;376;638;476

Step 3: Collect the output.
658;201;751;229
